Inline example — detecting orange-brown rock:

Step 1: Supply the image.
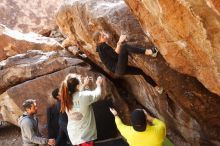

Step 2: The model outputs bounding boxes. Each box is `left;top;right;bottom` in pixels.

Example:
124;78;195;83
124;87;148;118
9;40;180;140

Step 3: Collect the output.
56;0;220;145
124;0;220;96
0;25;63;61
56;0;151;64
0;0;62;33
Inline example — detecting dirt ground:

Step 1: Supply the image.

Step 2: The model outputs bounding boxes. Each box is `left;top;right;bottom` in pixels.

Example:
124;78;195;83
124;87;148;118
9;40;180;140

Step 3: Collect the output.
0;125;174;146
0;125;22;146
0;125;128;146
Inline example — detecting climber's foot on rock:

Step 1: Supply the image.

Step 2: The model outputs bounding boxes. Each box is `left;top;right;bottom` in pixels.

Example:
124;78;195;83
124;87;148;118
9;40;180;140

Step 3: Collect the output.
151;46;158;57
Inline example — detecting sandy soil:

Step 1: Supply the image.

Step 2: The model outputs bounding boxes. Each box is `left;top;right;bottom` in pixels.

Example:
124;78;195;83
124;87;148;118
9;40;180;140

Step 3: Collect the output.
0;125;22;146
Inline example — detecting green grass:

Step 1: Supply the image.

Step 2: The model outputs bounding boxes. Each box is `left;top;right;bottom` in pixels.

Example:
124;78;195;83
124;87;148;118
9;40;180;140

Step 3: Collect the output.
163;137;175;146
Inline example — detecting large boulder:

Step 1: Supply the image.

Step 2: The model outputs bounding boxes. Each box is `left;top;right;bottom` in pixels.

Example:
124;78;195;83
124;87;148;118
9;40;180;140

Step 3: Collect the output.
0;0;62;33
56;0;151;65
124;0;220;96
0;25;63;61
0;50;84;94
56;0;220;146
0;50;85;124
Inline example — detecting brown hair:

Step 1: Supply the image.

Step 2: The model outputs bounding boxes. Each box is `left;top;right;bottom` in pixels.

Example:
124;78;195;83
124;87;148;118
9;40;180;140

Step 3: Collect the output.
92;31;102;44
60;76;80;113
22;99;36;111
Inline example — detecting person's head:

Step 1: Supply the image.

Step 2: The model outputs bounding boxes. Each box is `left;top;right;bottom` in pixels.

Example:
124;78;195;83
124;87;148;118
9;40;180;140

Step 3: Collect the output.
131;109;147;132
93;31;109;44
59;74;81;113
22;99;38;115
48;88;59;107
52;88;59;100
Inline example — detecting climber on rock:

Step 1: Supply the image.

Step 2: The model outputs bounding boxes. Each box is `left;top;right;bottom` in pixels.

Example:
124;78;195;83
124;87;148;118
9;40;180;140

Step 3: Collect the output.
93;31;163;94
110;108;166;146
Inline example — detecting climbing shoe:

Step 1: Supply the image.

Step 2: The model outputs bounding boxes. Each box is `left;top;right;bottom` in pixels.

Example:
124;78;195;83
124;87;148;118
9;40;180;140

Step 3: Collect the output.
151;46;158;57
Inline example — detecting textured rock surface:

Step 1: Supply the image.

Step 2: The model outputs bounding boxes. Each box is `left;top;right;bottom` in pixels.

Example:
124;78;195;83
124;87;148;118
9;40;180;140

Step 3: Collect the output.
124;0;220;96
0;66;89;126
0;50;84;94
0;50;85;125
56;0;152;63
56;0;220;146
0;25;63;61
0;0;62;33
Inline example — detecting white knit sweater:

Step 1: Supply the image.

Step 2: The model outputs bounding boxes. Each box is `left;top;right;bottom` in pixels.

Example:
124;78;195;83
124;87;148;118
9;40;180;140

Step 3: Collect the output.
66;85;101;145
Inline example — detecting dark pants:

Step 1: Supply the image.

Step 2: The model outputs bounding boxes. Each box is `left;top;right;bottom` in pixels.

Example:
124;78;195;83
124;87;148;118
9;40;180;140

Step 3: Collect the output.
115;43;157;87
56;126;71;146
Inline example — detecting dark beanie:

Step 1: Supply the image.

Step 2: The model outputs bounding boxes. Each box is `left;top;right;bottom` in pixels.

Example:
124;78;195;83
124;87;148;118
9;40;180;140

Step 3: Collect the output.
52;88;59;99
131;109;147;132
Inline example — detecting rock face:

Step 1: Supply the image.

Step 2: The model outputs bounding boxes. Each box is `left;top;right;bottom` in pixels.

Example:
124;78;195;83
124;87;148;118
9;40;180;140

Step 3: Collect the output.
0;50;84;94
56;0;220;146
0;50;85;125
124;0;220;96
0;0;62;33
0;25;62;61
56;0;152;64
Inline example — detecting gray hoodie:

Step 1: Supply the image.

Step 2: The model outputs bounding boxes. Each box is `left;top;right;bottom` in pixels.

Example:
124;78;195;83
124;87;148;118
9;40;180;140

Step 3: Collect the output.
18;113;48;146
